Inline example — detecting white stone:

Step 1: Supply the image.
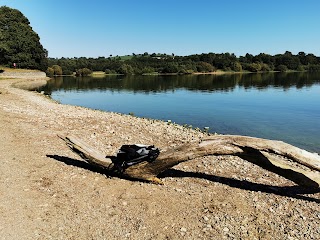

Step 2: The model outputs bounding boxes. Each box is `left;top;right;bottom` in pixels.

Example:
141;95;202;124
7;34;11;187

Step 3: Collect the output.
180;227;187;232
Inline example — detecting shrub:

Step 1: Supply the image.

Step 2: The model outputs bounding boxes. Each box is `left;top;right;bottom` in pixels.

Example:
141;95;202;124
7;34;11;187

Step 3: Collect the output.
141;66;155;74
297;65;305;71
232;62;242;72
260;63;272;72
196;62;214;72
52;65;62;75
46;67;54;77
162;63;179;73
247;62;262;72
105;69;112;74
276;64;288;72
63;69;73;75
117;64;134;75
81;68;92;76
308;64;320;72
75;68;92;76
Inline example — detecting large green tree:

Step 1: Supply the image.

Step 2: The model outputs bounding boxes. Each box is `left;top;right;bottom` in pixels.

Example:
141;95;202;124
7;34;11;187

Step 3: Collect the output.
0;6;48;70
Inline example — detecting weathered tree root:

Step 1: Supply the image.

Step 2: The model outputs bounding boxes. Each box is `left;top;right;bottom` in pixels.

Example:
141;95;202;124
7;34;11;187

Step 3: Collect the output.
59;134;320;187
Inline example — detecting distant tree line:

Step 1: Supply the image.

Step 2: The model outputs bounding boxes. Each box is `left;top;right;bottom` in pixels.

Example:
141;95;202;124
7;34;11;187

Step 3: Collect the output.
47;51;320;76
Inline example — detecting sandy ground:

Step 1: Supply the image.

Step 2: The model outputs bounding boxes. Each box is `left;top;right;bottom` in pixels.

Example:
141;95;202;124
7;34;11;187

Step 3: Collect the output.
0;74;319;240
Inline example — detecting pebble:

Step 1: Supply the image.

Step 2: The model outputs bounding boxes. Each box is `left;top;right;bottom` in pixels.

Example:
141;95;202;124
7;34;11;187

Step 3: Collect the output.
223;227;229;233
203;216;209;221
180;227;187;232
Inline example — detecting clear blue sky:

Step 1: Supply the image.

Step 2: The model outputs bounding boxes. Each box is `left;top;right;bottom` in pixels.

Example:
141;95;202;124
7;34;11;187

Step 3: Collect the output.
1;0;320;58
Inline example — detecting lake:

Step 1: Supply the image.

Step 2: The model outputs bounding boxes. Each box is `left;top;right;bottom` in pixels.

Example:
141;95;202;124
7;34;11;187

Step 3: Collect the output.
41;72;320;153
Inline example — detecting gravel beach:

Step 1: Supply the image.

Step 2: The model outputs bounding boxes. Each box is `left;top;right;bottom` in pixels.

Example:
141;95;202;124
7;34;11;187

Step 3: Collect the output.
0;73;319;239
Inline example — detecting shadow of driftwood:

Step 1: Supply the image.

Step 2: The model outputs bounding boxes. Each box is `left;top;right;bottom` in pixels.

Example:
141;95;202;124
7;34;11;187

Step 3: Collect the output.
47;154;111;176
159;169;320;203
47;154;123;178
235;146;319;188
47;154;320;203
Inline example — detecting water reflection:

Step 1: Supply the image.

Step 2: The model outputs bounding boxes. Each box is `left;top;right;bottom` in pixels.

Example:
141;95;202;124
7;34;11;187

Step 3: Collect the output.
42;72;320;94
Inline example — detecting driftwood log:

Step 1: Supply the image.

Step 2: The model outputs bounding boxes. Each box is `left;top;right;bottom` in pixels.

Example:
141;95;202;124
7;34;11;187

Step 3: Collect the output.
59;134;320;188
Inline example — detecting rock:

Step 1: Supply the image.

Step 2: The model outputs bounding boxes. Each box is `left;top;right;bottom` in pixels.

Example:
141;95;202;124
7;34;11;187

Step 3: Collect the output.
180;227;187;232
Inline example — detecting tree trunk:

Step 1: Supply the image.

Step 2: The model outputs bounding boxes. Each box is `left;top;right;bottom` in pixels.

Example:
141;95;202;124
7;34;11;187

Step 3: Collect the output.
59;134;320;187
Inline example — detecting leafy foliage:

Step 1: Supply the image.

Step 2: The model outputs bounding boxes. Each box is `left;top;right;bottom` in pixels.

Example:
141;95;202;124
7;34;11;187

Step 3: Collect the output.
0;6;48;70
276;64;288;72
75;68;92;76
48;51;320;76
45;67;54;77
52;65;62;75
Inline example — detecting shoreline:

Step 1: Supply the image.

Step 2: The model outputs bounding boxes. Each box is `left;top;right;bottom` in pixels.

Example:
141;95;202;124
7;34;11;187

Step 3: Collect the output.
47;70;287;78
0;74;319;239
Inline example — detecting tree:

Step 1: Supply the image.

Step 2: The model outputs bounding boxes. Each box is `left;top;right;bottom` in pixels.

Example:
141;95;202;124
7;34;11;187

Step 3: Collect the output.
276;64;288;72
46;67;54;77
162;62;179;73
75;68;92;76
196;62;215;72
244;53;254;63
117;64;134;75
261;63;272;72
232;62;242;72
308;64;320;72
52;65;63;75
254;53;273;65
81;68;92;76
247;62;262;72
305;54;318;65
0;6;48;70
298;52;307;65
275;51;300;70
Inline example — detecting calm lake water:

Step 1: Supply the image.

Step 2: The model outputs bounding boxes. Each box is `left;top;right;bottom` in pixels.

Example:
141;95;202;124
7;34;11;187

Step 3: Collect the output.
41;72;320;153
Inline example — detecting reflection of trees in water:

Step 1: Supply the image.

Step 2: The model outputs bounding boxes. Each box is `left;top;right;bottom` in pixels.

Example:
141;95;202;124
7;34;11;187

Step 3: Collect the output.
42;72;320;94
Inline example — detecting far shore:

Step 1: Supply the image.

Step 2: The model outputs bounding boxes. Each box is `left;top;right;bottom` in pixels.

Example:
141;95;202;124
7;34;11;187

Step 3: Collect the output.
1;66;307;79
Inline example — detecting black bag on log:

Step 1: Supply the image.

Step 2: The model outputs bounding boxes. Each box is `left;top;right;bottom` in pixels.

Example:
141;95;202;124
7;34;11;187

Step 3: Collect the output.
108;144;160;173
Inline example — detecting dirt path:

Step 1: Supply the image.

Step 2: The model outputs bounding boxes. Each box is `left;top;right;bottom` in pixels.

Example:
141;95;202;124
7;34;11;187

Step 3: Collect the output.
0;76;319;239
